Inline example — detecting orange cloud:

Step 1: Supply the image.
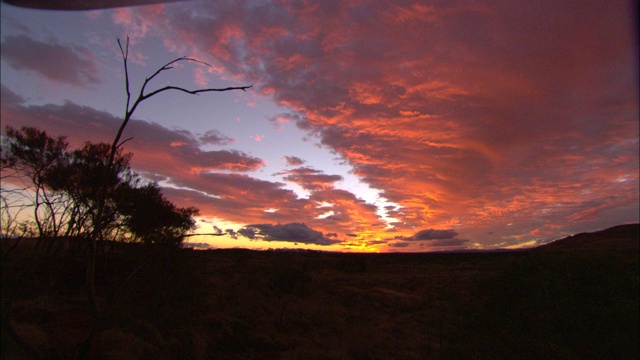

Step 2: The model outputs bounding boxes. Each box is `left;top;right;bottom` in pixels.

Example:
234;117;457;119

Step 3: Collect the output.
3;0;637;250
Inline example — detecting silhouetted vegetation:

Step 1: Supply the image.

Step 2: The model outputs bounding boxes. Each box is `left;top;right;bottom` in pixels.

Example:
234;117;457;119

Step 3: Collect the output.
2;225;637;359
1;126;198;246
1;127;202;359
2;36;252;358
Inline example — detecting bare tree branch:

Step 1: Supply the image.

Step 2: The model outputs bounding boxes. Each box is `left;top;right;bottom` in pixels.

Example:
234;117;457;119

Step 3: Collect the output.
142;84;253;100
116;137;133;149
76;37;253;359
117;37;131;114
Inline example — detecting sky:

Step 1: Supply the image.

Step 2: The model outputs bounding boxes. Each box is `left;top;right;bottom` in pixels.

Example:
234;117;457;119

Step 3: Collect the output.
1;0;638;252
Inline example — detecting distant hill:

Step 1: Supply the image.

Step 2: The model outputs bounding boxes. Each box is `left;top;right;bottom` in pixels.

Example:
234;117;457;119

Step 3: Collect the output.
536;224;639;251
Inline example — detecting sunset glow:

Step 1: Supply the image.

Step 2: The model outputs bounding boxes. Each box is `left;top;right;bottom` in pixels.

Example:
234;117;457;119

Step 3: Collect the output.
1;0;638;252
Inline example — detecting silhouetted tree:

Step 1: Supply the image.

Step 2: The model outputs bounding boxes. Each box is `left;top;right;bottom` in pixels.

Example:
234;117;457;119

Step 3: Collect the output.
116;182;199;246
75;37;252;359
1;126;207;357
1;126;69;239
1;127;197;246
0;142;34;258
45;141;134;241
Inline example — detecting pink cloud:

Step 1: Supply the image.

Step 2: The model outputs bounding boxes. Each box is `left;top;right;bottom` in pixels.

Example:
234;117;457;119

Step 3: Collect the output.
111;5;166;41
170;0;634;245
276;167;343;191
5;0;638;248
0;87;264;180
0;86;384;244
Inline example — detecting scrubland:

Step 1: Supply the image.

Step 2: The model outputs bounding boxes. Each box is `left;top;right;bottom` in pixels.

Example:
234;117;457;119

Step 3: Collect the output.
2;224;638;359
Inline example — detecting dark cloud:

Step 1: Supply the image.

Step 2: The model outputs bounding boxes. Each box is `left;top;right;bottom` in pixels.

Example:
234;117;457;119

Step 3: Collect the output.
198;129;234;146
366;240;388;246
419;239;469;248
391;229;469;248
269;112;305;130
212;225;224;234
4;0;186;10
237;227;257;239
1;35;100;87
0;85;25;108
277;167;343;191
342;239;387;248
284;156;305;166
238;223;339;245
182;242;214;250
0;14;31;34
388;242;410;248
403;229;459;241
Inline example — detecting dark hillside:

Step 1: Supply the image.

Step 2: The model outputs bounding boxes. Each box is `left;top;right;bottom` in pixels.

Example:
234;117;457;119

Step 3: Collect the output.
536;223;639;251
2;230;638;359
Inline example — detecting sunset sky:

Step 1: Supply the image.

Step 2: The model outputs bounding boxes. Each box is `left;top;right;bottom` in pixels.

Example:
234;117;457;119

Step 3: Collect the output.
1;0;638;252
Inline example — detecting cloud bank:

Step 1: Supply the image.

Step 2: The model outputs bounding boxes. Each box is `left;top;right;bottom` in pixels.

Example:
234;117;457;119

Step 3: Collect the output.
2;0;638;249
143;0;638;243
1;35;101;87
238;223;339;245
1;85;380;246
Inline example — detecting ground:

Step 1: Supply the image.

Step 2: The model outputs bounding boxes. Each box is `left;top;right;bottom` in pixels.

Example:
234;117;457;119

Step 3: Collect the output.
2;224;638;359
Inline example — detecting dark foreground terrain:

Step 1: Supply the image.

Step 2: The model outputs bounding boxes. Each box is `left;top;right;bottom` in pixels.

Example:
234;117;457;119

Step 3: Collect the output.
2;224;638;359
